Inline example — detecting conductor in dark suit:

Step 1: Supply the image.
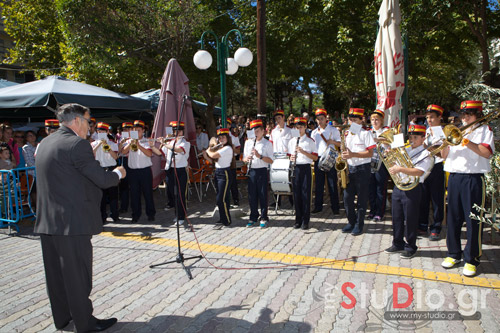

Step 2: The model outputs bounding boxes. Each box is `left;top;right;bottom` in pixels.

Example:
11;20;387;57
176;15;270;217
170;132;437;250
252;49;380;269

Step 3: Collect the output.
34;103;126;332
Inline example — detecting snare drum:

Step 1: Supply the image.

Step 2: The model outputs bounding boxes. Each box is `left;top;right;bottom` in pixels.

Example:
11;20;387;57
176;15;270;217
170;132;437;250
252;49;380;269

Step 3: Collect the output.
318;146;338;172
270;158;292;193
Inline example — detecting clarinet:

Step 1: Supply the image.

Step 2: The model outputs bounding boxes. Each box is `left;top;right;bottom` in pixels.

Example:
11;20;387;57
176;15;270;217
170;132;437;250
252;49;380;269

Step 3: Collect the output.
290;136;300;179
245;138;258;176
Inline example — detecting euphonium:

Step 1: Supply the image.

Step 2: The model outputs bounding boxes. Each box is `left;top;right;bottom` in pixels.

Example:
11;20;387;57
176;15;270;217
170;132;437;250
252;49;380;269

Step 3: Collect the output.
335;129;349;188
130;139;138;152
376;128;419;191
101;140;111;152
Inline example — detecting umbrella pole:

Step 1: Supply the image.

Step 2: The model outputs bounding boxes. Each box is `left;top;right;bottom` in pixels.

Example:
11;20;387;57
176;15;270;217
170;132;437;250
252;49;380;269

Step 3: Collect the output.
150;95;202;279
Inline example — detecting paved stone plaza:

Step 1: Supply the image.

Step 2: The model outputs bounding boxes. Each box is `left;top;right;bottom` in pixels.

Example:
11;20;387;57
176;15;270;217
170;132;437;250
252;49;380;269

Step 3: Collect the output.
1;185;500;332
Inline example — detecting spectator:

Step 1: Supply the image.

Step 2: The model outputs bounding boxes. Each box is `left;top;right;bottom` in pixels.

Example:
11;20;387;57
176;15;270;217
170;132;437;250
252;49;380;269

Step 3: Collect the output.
23;130;38;171
14;131;26;168
287;114;295;128
196;124;209;152
2;125;20;166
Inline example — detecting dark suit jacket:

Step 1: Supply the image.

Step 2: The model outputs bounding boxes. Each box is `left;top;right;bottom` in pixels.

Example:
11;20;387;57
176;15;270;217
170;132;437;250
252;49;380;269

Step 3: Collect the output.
34;126;120;235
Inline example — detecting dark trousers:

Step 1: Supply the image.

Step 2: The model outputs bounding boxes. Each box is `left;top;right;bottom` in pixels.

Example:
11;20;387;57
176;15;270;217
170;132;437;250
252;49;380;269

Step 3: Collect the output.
129;167;156;220
368;164;389;218
344;163;371;228
293;164;312;227
40;234;97;332
391;184;422;252
313;161;339;212
100;167;118;222
166;167;188;220
446;173;485;266
419;162;445;233
230;168;239;204
248;168;269;222
119;157;130;211
216;168;232;225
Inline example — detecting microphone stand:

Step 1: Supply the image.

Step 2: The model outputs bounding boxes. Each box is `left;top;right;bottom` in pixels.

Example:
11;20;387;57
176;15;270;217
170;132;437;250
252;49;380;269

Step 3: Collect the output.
150;95;202;279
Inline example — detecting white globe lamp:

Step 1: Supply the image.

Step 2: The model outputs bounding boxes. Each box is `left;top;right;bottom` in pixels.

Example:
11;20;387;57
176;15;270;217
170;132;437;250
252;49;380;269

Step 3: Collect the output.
193;50;213;70
234;47;253;67
225;58;239;75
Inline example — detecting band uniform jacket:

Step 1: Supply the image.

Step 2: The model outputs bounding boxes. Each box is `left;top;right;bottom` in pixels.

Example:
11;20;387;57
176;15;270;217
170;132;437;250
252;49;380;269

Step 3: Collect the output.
34;126;120;236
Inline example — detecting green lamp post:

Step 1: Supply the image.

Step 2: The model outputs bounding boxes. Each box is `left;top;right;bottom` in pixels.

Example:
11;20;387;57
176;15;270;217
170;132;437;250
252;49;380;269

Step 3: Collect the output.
193;29;253;128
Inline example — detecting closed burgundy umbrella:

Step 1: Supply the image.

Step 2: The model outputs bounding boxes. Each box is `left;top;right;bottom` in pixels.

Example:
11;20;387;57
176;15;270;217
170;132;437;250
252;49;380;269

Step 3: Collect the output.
374;0;405;128
151;59;196;188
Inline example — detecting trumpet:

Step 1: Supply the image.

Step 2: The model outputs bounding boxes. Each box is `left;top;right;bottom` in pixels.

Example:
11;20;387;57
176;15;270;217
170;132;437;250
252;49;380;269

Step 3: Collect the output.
101;140;111;152
130;139;138;152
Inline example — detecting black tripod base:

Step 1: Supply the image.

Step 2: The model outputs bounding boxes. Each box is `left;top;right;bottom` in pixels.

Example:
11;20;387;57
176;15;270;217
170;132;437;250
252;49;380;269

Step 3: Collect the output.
150;253;203;279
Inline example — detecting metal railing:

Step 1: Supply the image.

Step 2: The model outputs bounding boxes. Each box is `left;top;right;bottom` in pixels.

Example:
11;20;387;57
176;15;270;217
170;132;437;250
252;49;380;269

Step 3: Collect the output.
0;167;36;233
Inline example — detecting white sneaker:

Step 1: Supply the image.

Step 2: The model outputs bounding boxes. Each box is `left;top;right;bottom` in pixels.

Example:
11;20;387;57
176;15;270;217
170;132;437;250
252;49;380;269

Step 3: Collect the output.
441;257;461;268
463;263;477;277
173;218;184;226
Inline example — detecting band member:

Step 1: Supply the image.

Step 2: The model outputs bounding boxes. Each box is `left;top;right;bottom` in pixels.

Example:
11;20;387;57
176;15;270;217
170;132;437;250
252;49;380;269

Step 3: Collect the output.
160;121;190;226
226;117;241;207
385;124;433;258
288;117;318;230
204;128;233;228
311;108;341;215
270;109;292;154
118;122;133;213
368;109;389;222
341;108;376;236
122;120;156;223
91;122;119;224
243;119;274;228
419;104;446;240
441;100;494;277
45;119;60;136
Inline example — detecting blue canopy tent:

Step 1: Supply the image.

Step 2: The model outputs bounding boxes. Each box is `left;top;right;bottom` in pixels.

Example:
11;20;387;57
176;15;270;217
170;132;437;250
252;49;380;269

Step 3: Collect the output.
132;88;221;116
0;76;151;120
0;79;19;89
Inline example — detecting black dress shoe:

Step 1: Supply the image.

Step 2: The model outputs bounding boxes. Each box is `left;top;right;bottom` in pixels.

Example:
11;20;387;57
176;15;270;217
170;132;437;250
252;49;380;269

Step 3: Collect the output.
294;223;301;229
87;318;117;332
301;224;309;230
131;218;138;223
311;208;322;214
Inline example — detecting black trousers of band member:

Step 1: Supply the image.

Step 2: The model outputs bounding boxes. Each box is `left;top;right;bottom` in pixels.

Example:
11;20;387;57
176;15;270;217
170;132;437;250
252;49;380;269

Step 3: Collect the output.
446;173;485;266
230;168;239;204
166;167;187;220
368;164;389;218
129;167;156;220
248;167;269;222
343;163;371;228
119;156;130;211
313;161;339;212
293;164;312;227
215;168;232;225
100;166;118;223
418;162;445;233
40;234;98;332
391;184;422;252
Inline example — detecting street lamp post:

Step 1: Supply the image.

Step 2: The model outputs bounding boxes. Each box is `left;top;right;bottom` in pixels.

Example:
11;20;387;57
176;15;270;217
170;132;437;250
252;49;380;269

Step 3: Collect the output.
193;29;253;128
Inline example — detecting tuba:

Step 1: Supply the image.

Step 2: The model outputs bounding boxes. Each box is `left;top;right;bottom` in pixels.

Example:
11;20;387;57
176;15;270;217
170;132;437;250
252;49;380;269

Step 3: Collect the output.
335;129;349;189
376;128;419;191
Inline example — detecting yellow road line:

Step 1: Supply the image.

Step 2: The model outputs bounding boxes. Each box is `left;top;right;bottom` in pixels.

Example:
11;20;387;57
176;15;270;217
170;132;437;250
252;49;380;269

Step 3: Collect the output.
101;231;500;290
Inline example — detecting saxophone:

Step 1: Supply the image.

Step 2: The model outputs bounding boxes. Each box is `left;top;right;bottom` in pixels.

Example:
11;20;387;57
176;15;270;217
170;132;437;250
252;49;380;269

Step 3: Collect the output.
335;129;349;188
